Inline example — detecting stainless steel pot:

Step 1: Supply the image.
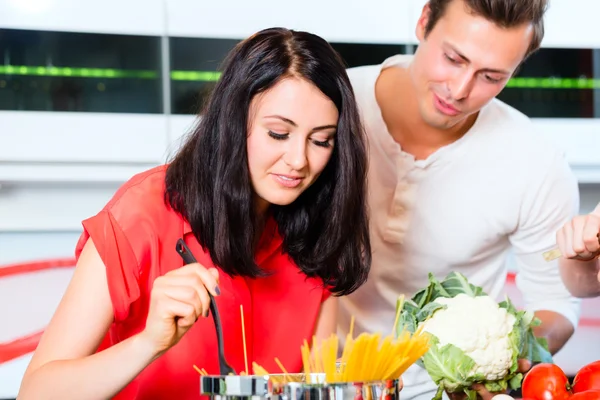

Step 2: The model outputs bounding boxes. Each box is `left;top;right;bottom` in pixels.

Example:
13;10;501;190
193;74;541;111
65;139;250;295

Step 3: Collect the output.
199;374;401;400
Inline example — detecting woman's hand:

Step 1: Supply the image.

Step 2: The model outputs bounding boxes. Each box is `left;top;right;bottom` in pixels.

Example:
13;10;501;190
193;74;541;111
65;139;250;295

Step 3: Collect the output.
138;263;220;356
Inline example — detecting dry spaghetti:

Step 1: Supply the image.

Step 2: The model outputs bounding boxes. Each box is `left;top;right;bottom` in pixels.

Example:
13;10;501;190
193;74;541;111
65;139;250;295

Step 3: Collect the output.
193;297;429;384
301;313;431;383
251;361;303;383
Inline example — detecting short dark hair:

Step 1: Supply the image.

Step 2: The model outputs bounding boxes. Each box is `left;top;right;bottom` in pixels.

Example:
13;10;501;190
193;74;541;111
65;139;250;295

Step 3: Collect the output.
165;27;371;296
425;0;548;58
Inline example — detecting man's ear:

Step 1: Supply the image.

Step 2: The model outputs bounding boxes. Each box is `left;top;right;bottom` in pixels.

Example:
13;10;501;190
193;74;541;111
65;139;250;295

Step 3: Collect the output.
415;3;432;42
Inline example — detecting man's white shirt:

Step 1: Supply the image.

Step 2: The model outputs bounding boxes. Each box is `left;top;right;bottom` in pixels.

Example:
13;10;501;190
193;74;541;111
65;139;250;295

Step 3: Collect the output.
338;54;581;400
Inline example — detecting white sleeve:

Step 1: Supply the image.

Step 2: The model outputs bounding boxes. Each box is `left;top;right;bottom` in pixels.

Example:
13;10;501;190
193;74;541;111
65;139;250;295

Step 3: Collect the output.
508;149;581;328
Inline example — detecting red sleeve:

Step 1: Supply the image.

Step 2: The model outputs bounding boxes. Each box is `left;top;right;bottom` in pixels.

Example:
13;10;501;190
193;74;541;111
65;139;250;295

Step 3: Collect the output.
75;209;141;322
321;286;333;303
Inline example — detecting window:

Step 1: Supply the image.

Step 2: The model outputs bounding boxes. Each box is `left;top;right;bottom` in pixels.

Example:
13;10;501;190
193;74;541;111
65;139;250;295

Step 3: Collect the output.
498;48;599;118
2;28;597;119
169;38;409;115
330;42;409;68
0;29;163;113
170;37;239;115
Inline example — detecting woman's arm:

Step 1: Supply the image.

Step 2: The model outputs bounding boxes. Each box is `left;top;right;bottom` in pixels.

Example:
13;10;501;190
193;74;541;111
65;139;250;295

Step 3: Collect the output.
313;296;338;342
17;239;159;400
18;233;219;400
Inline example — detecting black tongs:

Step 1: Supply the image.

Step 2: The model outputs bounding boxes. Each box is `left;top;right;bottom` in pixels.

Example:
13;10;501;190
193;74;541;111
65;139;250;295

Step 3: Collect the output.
176;238;236;376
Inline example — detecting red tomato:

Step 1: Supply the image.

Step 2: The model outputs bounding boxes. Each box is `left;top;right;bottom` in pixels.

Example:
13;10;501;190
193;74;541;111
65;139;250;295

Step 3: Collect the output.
574;361;600;393
522;363;572;400
571;390;600;400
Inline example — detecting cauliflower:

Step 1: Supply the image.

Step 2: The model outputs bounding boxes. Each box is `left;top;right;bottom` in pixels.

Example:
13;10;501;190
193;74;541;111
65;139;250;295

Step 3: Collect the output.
394;272;552;400
420;294;516;380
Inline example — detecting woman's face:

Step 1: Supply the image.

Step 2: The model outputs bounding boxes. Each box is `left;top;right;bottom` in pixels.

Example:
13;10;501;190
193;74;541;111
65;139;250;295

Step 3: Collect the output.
246;76;338;213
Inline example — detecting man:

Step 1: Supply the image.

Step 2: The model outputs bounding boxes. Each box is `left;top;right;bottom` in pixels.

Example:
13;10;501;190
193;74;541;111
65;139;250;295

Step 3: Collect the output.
339;0;581;399
557;202;600;298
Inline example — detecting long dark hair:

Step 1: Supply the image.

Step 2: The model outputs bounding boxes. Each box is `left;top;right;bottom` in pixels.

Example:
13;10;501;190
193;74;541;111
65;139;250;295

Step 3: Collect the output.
165;27;370;296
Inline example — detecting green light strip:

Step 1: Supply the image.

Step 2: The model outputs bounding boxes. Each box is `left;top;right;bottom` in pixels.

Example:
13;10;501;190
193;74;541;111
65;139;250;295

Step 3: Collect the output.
0;65;157;79
1;64;599;88
0;65;221;82
170;70;221;82
506;77;600;89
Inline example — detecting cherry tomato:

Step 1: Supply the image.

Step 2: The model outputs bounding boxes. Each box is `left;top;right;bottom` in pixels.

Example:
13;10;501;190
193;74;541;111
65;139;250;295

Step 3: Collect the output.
574;361;600;393
522;363;572;400
571;390;600;400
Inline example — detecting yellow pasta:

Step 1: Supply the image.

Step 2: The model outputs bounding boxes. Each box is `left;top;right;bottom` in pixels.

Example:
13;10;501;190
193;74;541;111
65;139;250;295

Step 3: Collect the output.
194;296;429;385
301;316;430;383
252;361;270;376
240;305;249;375
250;361;303;384
193;365;209;376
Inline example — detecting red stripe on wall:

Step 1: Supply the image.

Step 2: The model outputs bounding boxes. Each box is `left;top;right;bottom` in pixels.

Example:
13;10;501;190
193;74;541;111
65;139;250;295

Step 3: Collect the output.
0;331;44;364
0;258;76;278
0;258;76;363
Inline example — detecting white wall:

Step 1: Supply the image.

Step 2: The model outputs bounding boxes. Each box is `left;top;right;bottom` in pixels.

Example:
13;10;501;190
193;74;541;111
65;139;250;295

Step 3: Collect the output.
1;0;600;397
0;0;165;35
0;232;78;398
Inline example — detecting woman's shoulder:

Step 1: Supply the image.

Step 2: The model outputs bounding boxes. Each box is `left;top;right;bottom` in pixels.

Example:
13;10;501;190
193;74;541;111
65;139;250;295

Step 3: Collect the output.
91;164;185;261
77;164;182;272
75;165;185;321
104;165;170;216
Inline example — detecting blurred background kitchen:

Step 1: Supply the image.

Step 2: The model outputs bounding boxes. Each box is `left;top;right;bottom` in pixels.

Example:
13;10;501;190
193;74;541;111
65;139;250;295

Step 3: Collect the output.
1;0;600;398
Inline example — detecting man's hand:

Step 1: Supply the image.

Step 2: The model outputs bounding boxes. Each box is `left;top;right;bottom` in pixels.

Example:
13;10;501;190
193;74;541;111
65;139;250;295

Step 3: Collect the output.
557;202;600;298
556;205;600;263
447;360;531;400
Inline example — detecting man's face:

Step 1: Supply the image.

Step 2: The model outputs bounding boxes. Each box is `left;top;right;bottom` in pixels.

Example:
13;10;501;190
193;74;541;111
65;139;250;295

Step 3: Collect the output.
410;0;534;130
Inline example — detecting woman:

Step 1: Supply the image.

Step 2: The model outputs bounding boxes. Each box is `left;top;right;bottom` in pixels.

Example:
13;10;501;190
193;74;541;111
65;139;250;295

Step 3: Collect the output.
17;27;371;399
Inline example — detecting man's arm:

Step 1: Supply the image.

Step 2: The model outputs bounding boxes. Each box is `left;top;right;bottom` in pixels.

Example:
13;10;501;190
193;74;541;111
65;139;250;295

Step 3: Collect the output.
509;149;581;355
556;202;600;298
532;310;575;354
559;258;600;298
